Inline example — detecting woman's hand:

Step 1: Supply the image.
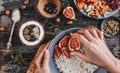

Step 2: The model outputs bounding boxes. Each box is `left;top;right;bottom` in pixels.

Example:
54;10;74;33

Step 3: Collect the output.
70;26;120;73
35;42;50;73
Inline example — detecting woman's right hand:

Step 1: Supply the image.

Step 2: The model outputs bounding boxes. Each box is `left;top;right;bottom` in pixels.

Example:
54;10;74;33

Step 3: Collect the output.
70;26;120;73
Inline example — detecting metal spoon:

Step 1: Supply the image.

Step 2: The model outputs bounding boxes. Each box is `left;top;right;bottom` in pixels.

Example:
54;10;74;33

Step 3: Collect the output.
7;8;21;49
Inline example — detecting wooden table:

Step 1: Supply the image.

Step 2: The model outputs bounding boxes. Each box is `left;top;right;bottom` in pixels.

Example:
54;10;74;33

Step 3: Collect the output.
0;0;120;73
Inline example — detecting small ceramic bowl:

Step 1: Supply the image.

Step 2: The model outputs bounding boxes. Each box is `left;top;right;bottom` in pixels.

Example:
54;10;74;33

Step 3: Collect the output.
101;17;120;37
37;0;61;18
19;20;45;46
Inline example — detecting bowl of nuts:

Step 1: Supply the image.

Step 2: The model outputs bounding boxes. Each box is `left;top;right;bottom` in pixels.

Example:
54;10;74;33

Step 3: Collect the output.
19;20;45;46
37;0;61;18
101;17;120;37
73;0;120;19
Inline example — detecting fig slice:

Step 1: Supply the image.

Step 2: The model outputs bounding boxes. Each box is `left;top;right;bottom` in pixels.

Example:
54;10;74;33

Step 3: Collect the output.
68;37;81;51
63;6;76;20
54;45;62;59
59;36;70;48
62;47;71;58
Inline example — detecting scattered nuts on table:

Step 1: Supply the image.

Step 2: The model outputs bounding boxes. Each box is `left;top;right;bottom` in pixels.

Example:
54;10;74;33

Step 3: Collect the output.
104;20;119;35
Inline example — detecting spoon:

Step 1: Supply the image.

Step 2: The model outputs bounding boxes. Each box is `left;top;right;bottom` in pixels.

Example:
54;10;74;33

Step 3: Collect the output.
7;8;21;49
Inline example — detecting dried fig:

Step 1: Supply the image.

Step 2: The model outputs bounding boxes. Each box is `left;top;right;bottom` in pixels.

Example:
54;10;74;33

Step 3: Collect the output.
54;45;62;58
62;47;71;58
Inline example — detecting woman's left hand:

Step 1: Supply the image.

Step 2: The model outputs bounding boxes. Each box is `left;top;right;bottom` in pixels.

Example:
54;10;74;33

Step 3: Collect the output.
35;42;51;73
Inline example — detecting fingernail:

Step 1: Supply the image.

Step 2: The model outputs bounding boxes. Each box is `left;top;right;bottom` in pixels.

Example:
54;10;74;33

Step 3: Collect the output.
70;33;73;36
45;50;49;55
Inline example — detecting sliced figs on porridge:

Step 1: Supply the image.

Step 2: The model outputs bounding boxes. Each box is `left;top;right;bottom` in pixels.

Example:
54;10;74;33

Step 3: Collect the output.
68;36;81;51
58;35;70;48
54;45;62;59
61;47;71;58
54;32;98;73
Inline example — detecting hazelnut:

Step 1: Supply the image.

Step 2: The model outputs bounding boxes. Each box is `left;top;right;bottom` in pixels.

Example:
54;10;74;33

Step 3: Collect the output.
21;5;27;10
0;27;6;32
55;18;61;23
5;10;11;15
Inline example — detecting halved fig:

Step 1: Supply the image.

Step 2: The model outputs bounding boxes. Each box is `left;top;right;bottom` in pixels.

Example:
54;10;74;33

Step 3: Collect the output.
68;37;81;51
59;36;70;48
54;45;62;58
62;47;71;58
63;6;76;20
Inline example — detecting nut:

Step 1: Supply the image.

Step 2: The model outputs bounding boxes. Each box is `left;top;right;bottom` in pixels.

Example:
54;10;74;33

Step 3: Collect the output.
66;21;73;25
0;27;6;32
21;5;27;10
5;10;10;15
55;18;61;23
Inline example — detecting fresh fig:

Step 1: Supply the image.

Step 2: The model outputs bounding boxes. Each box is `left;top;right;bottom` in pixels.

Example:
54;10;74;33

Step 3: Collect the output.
63;6;76;20
62;47;71;58
68;37;81;51
54;45;62;58
59;36;70;48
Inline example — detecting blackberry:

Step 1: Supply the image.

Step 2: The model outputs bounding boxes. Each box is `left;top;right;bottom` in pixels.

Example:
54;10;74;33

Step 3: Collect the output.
44;2;57;14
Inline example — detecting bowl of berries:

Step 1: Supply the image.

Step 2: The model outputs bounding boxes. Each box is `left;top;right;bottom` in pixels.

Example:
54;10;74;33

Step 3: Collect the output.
37;0;61;18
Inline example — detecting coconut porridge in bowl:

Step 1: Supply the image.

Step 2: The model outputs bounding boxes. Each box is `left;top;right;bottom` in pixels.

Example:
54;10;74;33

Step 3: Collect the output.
54;35;98;73
48;28;99;73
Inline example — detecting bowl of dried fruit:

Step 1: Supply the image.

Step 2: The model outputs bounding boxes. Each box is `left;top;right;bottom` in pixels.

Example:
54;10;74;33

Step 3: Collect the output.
19;20;45;46
73;0;120;19
101;17;120;37
37;0;61;18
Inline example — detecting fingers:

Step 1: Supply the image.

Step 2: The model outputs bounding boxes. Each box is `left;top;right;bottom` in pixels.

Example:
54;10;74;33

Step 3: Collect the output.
87;27;99;39
43;50;50;68
71;52;88;62
96;30;105;41
86;26;105;40
77;29;95;41
42;41;51;54
35;55;42;71
70;33;89;49
35;41;51;70
38;41;51;61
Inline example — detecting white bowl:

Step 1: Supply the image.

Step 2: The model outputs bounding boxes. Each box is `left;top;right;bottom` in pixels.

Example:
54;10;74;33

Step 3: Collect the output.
19;20;45;46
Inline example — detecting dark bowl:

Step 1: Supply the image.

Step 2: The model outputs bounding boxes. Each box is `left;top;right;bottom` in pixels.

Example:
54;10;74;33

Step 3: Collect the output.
48;27;107;73
101;17;120;37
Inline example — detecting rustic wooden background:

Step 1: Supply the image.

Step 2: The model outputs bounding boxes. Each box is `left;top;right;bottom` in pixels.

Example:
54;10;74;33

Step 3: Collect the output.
0;0;120;73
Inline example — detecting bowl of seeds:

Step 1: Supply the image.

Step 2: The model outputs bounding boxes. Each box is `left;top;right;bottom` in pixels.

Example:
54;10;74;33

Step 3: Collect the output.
101;17;120;37
19;20;45;46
